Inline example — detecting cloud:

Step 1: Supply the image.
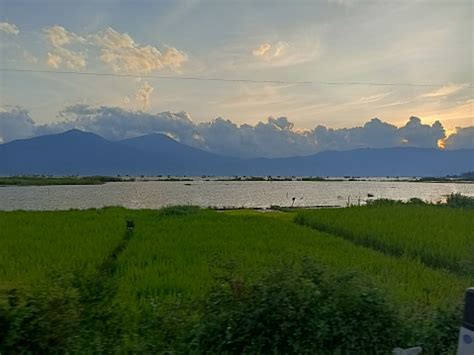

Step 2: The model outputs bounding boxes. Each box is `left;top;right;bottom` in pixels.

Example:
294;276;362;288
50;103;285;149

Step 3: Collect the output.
0;108;35;143
1;105;464;158
44;25;85;47
421;84;469;98
354;92;391;105
252;41;289;61
0;22;19;35
40;25;187;72
43;25;87;70
398;116;445;148
46;52;62;68
443;127;474;149
135;82;154;111
93;27;187;74
252;42;271;57
22;49;38;64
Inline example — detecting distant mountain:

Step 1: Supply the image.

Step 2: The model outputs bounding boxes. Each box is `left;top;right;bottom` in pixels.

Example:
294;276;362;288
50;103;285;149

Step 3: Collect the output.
119;133;236;174
249;148;474;177
0;130;472;176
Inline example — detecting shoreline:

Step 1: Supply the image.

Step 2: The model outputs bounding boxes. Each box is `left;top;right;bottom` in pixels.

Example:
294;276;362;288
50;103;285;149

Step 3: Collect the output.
1;175;473;186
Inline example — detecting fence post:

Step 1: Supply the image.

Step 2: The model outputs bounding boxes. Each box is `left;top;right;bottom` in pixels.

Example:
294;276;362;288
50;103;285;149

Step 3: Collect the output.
457;288;474;355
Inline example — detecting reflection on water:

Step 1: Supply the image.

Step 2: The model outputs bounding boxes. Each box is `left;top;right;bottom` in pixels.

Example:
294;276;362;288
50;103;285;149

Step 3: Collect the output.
0;180;473;211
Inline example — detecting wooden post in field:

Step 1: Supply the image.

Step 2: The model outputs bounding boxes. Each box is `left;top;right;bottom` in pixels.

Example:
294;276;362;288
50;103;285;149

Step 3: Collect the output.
458;288;474;355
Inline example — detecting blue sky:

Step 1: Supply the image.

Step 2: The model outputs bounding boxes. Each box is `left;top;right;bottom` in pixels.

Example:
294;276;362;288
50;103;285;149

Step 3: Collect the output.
0;0;472;135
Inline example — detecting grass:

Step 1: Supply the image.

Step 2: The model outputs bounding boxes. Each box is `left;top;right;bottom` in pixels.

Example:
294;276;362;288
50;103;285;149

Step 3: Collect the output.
0;208;128;291
0;176;128;186
0;205;471;352
295;204;474;274
102;209;469;332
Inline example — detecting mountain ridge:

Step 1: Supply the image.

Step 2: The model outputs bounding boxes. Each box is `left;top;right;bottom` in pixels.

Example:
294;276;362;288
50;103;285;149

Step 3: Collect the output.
1;130;472;177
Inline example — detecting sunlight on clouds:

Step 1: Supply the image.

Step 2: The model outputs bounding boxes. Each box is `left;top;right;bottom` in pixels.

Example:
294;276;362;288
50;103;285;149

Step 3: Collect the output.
135;82;154;111
0;22;19;35
43;25;87;70
420;98;474;129
421;84;469;98
354;92;391;105
46;52;62;69
252;42;271;56
93;27;187;74
252;41;288;60
44;25;85;47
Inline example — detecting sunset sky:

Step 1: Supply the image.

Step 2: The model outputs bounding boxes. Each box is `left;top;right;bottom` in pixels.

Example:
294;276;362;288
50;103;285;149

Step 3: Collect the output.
0;0;472;154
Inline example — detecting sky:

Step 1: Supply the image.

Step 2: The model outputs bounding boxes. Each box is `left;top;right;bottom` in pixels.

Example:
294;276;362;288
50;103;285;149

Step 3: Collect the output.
0;0;472;157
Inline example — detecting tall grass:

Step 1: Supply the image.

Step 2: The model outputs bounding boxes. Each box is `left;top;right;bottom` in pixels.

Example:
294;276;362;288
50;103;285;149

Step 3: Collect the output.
114;210;468;317
0;208;128;291
295;204;474;274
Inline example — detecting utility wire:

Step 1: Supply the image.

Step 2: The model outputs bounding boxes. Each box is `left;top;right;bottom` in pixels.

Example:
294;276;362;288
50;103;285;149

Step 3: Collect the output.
0;67;471;88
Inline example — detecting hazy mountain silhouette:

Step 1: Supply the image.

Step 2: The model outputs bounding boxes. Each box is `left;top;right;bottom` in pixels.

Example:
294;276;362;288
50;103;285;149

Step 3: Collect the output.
0;129;472;176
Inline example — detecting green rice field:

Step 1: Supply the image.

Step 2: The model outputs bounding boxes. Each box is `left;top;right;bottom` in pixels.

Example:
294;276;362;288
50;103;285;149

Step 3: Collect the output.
295;204;474;274
0;205;471;352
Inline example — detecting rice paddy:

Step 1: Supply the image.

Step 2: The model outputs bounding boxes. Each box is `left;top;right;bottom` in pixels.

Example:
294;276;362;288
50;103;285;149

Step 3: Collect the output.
0;205;471;352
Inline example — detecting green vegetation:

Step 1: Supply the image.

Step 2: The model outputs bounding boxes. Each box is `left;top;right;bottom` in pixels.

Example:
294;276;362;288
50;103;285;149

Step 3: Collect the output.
446;193;474;208
0;205;471;352
190;261;404;354
0;176;126;186
0;208;128;289
295;203;474;274
418;171;474;182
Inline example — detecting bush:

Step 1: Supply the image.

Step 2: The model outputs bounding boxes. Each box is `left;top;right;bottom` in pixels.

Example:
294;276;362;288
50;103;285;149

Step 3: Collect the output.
158;205;201;216
446;193;474;209
0;279;82;354
189;260;404;354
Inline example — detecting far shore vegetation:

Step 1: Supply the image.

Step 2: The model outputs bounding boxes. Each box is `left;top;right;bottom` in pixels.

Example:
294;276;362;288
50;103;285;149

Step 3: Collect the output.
1;171;472;186
0;176;128;186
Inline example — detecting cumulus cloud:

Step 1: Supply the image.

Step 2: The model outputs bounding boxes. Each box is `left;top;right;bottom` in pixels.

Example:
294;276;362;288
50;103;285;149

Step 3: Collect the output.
44;25;85;47
43;25;87;70
444;127;474;149
40;25;187;72
0;108;35;143
2;106;471;157
398;116;445;148
0;22;20;35
0;22;19;35
135;82;154;111
92;27;187;74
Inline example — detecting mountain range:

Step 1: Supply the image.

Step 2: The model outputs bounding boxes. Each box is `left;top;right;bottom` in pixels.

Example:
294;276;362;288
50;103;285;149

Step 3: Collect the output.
0;129;472;177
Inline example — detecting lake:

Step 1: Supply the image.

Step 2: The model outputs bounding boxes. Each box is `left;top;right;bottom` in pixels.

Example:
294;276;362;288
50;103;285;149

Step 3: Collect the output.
1;180;473;211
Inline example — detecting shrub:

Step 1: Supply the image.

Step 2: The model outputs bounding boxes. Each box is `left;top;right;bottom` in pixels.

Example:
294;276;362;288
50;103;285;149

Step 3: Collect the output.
0;279;82;354
158;205;201;216
189;260;404;354
446;193;474;209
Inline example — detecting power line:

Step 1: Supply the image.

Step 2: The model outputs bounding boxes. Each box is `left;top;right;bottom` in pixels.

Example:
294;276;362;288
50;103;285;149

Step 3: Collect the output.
0;67;471;88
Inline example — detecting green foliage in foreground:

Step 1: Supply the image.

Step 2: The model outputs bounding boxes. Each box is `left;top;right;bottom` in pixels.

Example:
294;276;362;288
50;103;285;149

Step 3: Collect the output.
296;204;474;274
191;261;404;354
0;176;125;186
0;206;470;352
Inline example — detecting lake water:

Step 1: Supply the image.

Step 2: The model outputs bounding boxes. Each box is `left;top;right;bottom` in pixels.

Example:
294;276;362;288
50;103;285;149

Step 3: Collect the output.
1;180;473;211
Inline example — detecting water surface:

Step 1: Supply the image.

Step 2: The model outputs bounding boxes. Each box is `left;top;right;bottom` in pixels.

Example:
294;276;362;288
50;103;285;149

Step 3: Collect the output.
1;180;473;211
